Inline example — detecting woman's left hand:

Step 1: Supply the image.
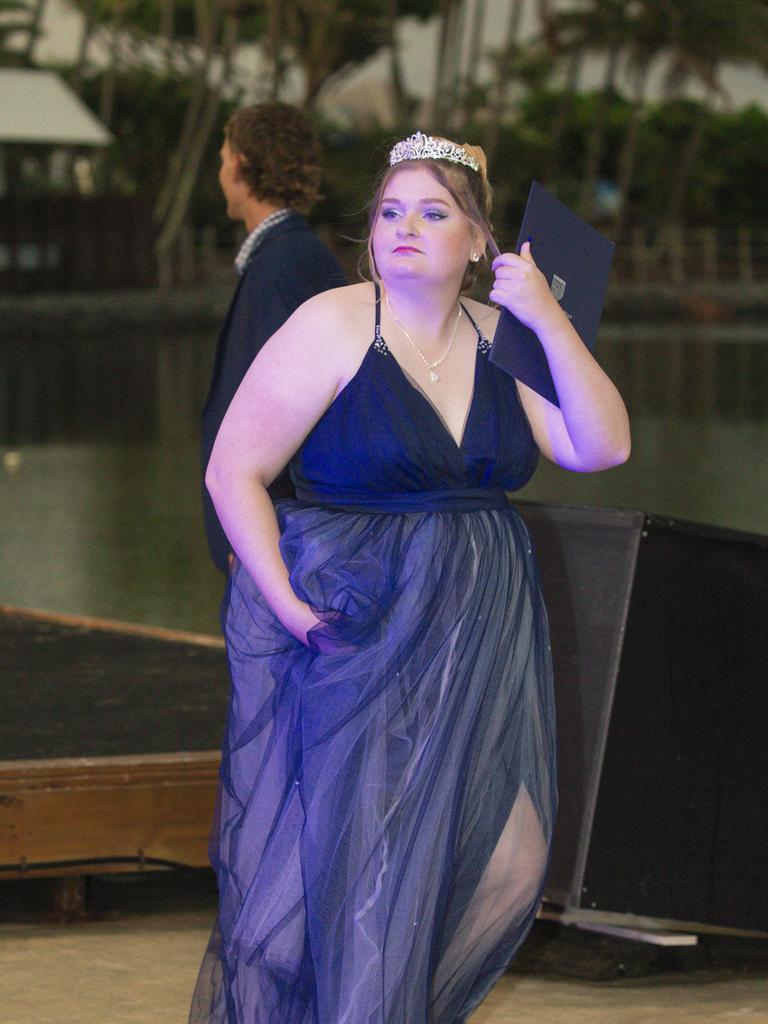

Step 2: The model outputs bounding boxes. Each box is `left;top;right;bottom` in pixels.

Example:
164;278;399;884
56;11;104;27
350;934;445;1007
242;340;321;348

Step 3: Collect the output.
489;240;564;335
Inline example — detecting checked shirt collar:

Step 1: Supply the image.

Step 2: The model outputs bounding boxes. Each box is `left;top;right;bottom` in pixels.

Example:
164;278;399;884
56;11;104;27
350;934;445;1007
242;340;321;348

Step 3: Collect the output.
234;208;291;275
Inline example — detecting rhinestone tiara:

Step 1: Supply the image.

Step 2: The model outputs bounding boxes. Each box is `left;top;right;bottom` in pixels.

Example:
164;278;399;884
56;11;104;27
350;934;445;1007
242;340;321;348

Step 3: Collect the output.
389;131;480;172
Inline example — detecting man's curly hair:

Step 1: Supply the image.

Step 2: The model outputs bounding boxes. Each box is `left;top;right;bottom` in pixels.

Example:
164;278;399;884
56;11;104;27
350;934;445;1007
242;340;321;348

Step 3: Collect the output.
224;103;322;214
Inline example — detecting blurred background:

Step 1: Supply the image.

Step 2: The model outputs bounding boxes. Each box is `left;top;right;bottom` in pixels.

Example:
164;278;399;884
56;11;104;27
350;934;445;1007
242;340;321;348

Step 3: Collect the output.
1;0;767;635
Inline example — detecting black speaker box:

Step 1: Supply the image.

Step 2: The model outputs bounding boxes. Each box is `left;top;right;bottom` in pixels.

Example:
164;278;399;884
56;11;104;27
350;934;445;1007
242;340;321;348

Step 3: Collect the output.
518;502;768;933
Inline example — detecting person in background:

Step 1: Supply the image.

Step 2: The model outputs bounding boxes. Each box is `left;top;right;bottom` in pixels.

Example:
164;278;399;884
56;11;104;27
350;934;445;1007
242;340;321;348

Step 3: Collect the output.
201;102;346;573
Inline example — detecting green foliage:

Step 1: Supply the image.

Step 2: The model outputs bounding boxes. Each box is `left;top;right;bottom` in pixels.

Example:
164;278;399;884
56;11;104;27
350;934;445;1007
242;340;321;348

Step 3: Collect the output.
19;0;768;245
281;0;435;105
66;0;230;43
76;64;237;229
511;92;768;230
310;92;768;247
703;105;768;227
395;0;436;18
310;123;395;260
71;63;768;237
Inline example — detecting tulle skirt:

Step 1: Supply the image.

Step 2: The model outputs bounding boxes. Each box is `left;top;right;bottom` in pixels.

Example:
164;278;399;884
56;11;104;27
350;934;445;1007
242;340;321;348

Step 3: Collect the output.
189;501;557;1024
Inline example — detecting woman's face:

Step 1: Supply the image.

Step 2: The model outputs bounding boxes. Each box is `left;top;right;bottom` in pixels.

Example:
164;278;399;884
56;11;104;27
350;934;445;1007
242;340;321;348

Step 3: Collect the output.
372;166;478;288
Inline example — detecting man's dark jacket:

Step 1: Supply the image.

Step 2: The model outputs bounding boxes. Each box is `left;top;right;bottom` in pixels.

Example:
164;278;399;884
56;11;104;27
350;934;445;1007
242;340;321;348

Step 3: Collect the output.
201;211;346;572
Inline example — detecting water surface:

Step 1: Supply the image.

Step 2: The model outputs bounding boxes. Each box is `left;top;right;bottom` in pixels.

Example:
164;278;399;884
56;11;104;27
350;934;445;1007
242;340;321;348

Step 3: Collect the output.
1;325;766;634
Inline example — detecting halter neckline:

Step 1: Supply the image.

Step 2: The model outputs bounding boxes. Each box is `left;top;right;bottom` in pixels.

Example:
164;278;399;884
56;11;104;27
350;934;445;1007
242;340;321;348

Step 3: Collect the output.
373;282;488;350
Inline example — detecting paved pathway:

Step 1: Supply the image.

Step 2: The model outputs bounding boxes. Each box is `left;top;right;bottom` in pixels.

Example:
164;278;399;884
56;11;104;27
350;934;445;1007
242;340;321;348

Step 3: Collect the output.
1;911;766;1024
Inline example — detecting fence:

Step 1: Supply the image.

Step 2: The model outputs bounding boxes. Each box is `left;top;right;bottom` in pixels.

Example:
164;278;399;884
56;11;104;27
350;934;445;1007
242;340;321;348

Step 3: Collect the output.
0;196;156;293
2;197;767;294
611;225;768;286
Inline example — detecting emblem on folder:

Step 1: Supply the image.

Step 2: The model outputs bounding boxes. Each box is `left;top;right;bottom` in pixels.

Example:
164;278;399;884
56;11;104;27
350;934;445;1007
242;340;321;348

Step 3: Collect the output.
550;274;566;301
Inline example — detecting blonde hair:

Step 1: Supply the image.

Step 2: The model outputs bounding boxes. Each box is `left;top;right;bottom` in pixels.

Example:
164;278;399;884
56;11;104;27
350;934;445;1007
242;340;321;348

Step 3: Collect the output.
365;137;496;290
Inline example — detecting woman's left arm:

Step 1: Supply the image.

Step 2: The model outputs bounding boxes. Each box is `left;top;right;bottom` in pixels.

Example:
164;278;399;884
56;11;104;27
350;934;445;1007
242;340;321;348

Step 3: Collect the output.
489;241;631;472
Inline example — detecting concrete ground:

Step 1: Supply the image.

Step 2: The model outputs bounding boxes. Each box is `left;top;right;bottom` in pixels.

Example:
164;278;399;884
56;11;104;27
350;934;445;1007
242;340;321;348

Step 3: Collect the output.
1;875;766;1024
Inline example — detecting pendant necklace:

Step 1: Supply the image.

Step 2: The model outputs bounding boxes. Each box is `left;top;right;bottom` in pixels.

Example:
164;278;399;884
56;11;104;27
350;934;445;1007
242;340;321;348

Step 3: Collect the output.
385;292;462;383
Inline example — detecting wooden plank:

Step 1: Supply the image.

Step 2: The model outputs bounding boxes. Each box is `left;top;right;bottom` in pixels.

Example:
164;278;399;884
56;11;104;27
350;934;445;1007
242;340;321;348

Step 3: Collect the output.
0;751;220;878
1;608;226;880
0;604;225;650
0;750;221;781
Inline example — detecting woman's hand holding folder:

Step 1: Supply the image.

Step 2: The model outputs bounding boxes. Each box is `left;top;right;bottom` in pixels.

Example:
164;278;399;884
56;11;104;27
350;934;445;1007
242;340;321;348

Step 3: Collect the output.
489;239;631;473
489;240;569;335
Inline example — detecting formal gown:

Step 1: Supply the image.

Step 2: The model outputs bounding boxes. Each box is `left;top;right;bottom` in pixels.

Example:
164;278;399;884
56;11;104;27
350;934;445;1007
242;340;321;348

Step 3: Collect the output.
190;285;557;1024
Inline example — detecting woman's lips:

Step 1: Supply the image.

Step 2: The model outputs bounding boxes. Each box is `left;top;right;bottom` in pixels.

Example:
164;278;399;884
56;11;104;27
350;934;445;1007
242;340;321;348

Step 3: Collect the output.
393;246;422;253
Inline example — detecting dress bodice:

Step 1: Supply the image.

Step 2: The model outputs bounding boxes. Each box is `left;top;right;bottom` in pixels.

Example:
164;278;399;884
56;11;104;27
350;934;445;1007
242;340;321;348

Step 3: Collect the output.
289;286;538;512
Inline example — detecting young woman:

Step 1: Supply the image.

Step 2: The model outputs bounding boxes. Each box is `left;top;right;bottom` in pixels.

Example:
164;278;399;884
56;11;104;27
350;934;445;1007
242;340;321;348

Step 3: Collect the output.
190;131;630;1024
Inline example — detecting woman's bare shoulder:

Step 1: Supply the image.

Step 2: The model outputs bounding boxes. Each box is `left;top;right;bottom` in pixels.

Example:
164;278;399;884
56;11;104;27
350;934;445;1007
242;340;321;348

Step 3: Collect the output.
281;282;376;362
263;281;376;383
461;296;500;337
289;281;375;329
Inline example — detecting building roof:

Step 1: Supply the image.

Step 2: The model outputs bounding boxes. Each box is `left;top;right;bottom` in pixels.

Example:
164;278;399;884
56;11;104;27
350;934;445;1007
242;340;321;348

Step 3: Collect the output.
0;68;111;146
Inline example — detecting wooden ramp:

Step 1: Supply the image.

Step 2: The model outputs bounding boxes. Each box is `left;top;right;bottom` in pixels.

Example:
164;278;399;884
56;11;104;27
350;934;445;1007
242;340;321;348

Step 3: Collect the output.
0;606;227;879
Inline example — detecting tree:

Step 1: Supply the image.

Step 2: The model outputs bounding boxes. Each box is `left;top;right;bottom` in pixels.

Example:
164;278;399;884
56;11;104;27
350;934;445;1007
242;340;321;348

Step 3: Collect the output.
661;0;768;224
481;0;525;161
552;51;584;155
611;0;668;236
64;0;257;275
262;0;289;99
385;0;409;124
280;0;388;109
481;1;554;164
381;0;437;126
458;0;488;129
152;0;434;276
558;0;641;219
154;0;244;285
70;0;97;93
429;0;463;129
20;0;46;64
97;0;130;127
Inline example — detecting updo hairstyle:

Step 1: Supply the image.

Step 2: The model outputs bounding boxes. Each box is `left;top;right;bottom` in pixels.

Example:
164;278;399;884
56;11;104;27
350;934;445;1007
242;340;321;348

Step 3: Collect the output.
366;137;496;290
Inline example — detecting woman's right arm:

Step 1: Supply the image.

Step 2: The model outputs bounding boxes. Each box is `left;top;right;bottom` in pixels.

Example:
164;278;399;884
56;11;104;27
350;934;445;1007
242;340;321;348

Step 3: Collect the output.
205;290;350;643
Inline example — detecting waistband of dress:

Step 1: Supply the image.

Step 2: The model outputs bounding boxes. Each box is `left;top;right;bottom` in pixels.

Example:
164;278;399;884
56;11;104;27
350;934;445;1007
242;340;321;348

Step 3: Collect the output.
293;487;510;514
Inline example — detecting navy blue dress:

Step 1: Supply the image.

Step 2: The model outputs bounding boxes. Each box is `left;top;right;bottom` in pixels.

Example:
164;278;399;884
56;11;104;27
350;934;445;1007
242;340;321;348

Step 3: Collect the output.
190;286;557;1024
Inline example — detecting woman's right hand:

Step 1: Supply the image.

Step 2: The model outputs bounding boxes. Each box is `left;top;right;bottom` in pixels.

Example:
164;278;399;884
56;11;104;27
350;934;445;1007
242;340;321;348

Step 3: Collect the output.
489;240;565;335
280;598;324;647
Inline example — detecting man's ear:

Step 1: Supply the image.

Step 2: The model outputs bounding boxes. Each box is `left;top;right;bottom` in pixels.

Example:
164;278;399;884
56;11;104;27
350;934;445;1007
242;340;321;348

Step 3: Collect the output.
230;150;246;183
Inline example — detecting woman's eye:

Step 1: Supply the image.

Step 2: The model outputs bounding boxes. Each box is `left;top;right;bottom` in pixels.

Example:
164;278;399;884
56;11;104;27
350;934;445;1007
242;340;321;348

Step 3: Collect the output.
424;211;447;221
381;208;399;220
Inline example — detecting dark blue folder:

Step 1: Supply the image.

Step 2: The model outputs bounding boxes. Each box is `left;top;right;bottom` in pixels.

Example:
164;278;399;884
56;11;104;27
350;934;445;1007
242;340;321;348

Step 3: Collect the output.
489;181;614;406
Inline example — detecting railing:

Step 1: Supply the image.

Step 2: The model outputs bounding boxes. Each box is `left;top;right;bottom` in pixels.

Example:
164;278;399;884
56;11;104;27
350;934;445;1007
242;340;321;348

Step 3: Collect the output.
611;226;768;286
2;197;767;294
162;224;220;289
0;196;157;292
